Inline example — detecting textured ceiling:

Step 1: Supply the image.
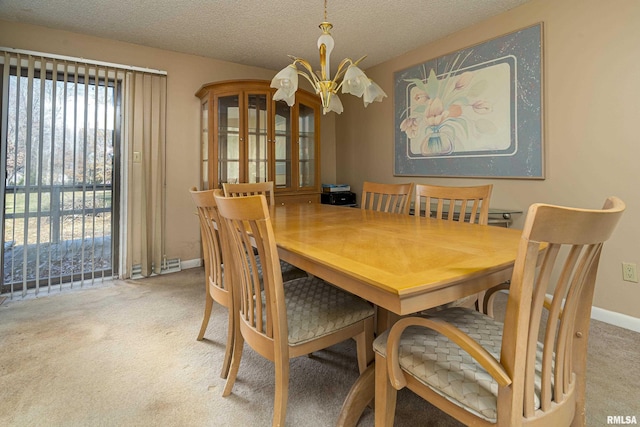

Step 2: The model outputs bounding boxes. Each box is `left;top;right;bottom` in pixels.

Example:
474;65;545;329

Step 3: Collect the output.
0;0;531;72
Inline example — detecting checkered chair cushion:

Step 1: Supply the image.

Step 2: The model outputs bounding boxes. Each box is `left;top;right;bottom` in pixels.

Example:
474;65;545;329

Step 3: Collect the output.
373;308;547;422
281;277;375;346
278;260;308;282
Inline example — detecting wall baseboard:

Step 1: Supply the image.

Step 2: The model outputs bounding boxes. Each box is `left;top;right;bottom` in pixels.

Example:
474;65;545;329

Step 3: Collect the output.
591;306;640;333
181;258;202;270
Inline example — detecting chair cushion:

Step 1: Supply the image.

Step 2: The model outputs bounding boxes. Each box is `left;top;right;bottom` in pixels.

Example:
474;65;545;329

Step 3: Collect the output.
373;308;546;422
253;255;308;282
281;260;309;282
283;277;375;346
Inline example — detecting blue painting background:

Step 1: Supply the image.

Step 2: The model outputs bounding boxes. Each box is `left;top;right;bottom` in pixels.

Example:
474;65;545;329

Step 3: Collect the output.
394;23;543;178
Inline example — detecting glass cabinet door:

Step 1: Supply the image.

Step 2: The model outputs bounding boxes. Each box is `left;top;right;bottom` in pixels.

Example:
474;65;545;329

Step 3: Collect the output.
274;100;292;189
217;94;240;186
298;102;316;189
198;80;319;198
201;100;209;189
246;93;269;183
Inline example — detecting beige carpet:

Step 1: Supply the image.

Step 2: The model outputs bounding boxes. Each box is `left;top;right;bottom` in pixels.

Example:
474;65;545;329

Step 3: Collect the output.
0;268;637;426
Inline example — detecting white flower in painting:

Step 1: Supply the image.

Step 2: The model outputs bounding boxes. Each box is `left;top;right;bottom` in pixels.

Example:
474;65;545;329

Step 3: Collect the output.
472;100;492;114
424;98;449;127
454;72;473;90
398;52;496;156
413;90;430;104
400;117;419;138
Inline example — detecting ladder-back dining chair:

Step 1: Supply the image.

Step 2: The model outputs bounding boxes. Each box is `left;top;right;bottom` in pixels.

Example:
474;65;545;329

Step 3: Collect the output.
223;181;275;205
214;191;375;427
189;187;234;379
415;183;493;224
415;183;494;309
373;197;625;427
222;181;307;282
361;181;415;215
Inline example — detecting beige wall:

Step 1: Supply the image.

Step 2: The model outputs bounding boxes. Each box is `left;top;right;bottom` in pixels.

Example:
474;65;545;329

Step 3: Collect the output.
2;0;639;321
0;20;337;269
337;0;640;319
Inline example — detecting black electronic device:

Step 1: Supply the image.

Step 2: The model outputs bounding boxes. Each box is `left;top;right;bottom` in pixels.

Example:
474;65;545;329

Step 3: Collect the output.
320;191;356;207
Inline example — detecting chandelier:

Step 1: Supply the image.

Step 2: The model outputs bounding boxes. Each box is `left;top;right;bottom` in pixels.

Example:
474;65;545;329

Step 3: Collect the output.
270;0;387;114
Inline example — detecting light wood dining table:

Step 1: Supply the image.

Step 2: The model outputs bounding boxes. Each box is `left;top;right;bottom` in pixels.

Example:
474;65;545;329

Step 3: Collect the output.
269;202;524;426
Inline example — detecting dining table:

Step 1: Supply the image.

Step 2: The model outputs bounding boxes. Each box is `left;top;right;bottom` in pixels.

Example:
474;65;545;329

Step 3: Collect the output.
269;202;524;426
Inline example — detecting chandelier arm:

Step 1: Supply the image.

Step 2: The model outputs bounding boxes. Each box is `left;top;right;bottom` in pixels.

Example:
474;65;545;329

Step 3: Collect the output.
332;58;355;91
292;58;321;86
297;70;319;89
352;55;368;66
334;54;368;82
333;58;353;79
333;55;371;92
335;57;354;70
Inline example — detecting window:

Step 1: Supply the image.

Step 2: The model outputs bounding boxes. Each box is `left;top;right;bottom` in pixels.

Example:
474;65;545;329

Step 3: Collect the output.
1;53;121;296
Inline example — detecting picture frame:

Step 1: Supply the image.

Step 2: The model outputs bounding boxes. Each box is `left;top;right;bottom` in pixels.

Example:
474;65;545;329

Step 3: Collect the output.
394;23;544;179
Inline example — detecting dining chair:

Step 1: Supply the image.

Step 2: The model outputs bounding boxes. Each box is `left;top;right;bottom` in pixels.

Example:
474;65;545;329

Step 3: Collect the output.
223;181;275;205
361;181;415;215
190;183;306;379
373;196;625;427
222;181;308;282
189;187;234;379
415;183;493;309
214;191;375;427
415;183;492;224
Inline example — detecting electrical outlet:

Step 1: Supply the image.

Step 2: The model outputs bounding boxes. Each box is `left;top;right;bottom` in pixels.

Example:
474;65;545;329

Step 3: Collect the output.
622;262;638;282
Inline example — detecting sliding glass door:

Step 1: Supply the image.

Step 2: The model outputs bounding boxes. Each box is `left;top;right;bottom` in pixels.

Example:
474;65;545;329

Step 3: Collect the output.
1;54;121;296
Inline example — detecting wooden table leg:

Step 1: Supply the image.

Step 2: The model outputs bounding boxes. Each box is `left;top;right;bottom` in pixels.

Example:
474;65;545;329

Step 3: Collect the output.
376;307;399;335
336;307;398;426
336;364;375;427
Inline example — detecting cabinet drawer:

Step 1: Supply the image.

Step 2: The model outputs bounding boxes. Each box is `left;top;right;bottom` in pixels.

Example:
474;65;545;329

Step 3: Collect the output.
276;194;320;205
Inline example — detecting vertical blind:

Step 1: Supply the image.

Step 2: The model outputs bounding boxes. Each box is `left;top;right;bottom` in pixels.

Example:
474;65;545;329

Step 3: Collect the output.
1;49;167;298
122;71;167;279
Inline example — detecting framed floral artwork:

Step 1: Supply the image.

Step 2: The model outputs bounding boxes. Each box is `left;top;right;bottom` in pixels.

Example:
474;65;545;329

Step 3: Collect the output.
394;23;543;179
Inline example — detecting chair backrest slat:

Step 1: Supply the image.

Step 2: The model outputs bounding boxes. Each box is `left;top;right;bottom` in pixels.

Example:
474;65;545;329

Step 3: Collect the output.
524;243;559;413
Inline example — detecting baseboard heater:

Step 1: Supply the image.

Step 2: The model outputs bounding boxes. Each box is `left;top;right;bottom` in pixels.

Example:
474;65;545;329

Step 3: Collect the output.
131;257;181;279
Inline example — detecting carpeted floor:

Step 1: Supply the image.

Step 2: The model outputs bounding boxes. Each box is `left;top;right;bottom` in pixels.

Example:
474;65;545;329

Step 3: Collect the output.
0;267;638;426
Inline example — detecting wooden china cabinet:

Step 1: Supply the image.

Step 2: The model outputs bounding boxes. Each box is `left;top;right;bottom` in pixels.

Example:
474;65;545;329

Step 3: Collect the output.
196;80;321;204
